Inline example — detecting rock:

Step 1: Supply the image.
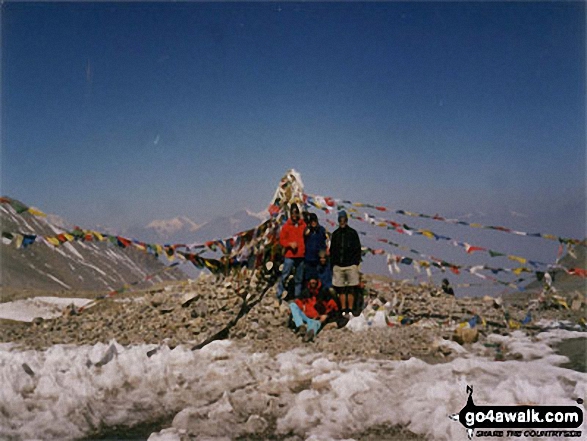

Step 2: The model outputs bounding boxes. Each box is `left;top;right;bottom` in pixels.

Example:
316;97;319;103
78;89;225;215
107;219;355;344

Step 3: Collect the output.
244;415;268;434
150;293;166;307
181;292;199;308
453;327;479;345
159;305;175;314
321;322;337;332
95;344;117;367
32;317;44;326
191;301;209;318
571;299;582;311
22;363;35;377
439;345;453;357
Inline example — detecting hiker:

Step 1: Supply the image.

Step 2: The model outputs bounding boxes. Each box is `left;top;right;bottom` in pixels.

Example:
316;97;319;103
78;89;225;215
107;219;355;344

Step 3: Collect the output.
316;250;333;291
441;278;455;296
304;212;328;281
277;204;306;300
289;278;340;342
330;210;362;317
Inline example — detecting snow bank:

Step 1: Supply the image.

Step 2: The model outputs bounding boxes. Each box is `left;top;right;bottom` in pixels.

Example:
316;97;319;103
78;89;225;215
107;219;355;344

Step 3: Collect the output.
0;297;92;322
0;330;585;441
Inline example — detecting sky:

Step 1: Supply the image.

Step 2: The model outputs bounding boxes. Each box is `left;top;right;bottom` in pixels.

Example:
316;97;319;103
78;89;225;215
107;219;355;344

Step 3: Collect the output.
1;1;585;270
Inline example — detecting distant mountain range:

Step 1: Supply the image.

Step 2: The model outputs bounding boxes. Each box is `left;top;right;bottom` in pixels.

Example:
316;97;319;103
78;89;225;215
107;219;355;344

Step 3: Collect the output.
125;209;268;245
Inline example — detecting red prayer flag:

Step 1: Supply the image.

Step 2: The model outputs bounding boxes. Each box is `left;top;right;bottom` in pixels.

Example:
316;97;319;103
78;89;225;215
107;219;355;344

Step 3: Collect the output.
568;268;587;278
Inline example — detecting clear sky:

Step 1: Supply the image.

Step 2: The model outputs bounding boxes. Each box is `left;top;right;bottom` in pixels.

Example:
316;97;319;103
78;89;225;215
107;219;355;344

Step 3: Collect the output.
2;0;585;247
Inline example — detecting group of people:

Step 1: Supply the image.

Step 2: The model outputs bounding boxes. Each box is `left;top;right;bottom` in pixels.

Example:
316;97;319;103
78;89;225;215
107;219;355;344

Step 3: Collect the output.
276;203;363;342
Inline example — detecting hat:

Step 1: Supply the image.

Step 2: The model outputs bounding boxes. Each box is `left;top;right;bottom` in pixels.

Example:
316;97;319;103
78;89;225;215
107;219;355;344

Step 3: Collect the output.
338;210;348;220
309;213;318;222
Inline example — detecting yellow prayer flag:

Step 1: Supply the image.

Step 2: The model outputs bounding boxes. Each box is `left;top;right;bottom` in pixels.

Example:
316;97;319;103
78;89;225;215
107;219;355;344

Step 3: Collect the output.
512;267;530;275
421;230;435;239
155;244;163;256
14;234;23;249
92;231;105;241
553;296;569;309
28;207;47;217
508;319;521;329
543;234;557;240
470;223;483;228
63;233;75;242
508;255;527;265
45;237;61;246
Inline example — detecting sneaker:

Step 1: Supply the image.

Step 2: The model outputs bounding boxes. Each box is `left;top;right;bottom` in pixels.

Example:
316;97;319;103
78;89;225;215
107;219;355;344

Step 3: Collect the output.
302;329;315;343
295;324;307;336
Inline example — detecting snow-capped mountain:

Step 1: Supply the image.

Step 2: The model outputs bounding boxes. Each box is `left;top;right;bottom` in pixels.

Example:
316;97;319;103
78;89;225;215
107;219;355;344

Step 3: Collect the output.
0;199;183;292
190;209;268;243
128;209;268;245
146;216;201;236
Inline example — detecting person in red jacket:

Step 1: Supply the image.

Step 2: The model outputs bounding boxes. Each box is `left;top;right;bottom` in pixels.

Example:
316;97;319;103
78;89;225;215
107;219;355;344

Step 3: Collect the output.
290;278;342;342
277;204;307;300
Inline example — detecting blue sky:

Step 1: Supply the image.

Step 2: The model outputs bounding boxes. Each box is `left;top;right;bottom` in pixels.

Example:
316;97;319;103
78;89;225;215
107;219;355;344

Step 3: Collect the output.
2;0;585;252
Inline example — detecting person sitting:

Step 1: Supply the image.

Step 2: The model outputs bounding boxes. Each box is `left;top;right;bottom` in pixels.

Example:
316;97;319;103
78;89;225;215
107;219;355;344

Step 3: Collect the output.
289;277;340;342
316;250;333;291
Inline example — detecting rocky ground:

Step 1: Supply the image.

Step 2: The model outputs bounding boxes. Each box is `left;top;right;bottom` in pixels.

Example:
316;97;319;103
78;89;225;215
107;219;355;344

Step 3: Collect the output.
1;272;584;364
1;272;585;441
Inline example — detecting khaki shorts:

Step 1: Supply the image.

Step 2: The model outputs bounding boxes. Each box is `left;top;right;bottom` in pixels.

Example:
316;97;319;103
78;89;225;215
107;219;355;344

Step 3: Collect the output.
332;265;360;287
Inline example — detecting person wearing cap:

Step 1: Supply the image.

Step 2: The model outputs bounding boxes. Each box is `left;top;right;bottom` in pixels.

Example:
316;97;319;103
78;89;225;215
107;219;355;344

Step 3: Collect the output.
303;212;328;281
277;203;307;300
329;210;362;316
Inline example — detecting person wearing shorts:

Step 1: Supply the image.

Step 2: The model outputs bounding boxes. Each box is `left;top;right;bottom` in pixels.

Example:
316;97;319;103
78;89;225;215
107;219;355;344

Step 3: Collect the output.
329;210;362;316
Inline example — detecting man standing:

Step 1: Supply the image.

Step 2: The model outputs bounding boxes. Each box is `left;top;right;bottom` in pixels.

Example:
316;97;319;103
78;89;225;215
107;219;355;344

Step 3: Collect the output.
329;210;362;316
277;204;306;300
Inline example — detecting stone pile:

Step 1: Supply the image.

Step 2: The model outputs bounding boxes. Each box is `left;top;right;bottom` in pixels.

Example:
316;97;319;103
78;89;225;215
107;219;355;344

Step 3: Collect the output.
0;273;583;362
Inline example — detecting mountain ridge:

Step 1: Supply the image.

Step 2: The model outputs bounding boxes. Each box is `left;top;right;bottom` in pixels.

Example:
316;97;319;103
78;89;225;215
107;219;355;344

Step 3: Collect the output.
0;197;185;293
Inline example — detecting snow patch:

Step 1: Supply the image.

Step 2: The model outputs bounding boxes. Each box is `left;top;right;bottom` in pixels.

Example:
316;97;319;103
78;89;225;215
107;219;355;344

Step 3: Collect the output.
0;297;92;322
0;333;584;441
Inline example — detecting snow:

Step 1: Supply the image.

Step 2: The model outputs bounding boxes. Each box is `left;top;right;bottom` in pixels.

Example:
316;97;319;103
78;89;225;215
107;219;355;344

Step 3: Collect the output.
43;273;72;290
0;297;92;322
0;330;584;441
